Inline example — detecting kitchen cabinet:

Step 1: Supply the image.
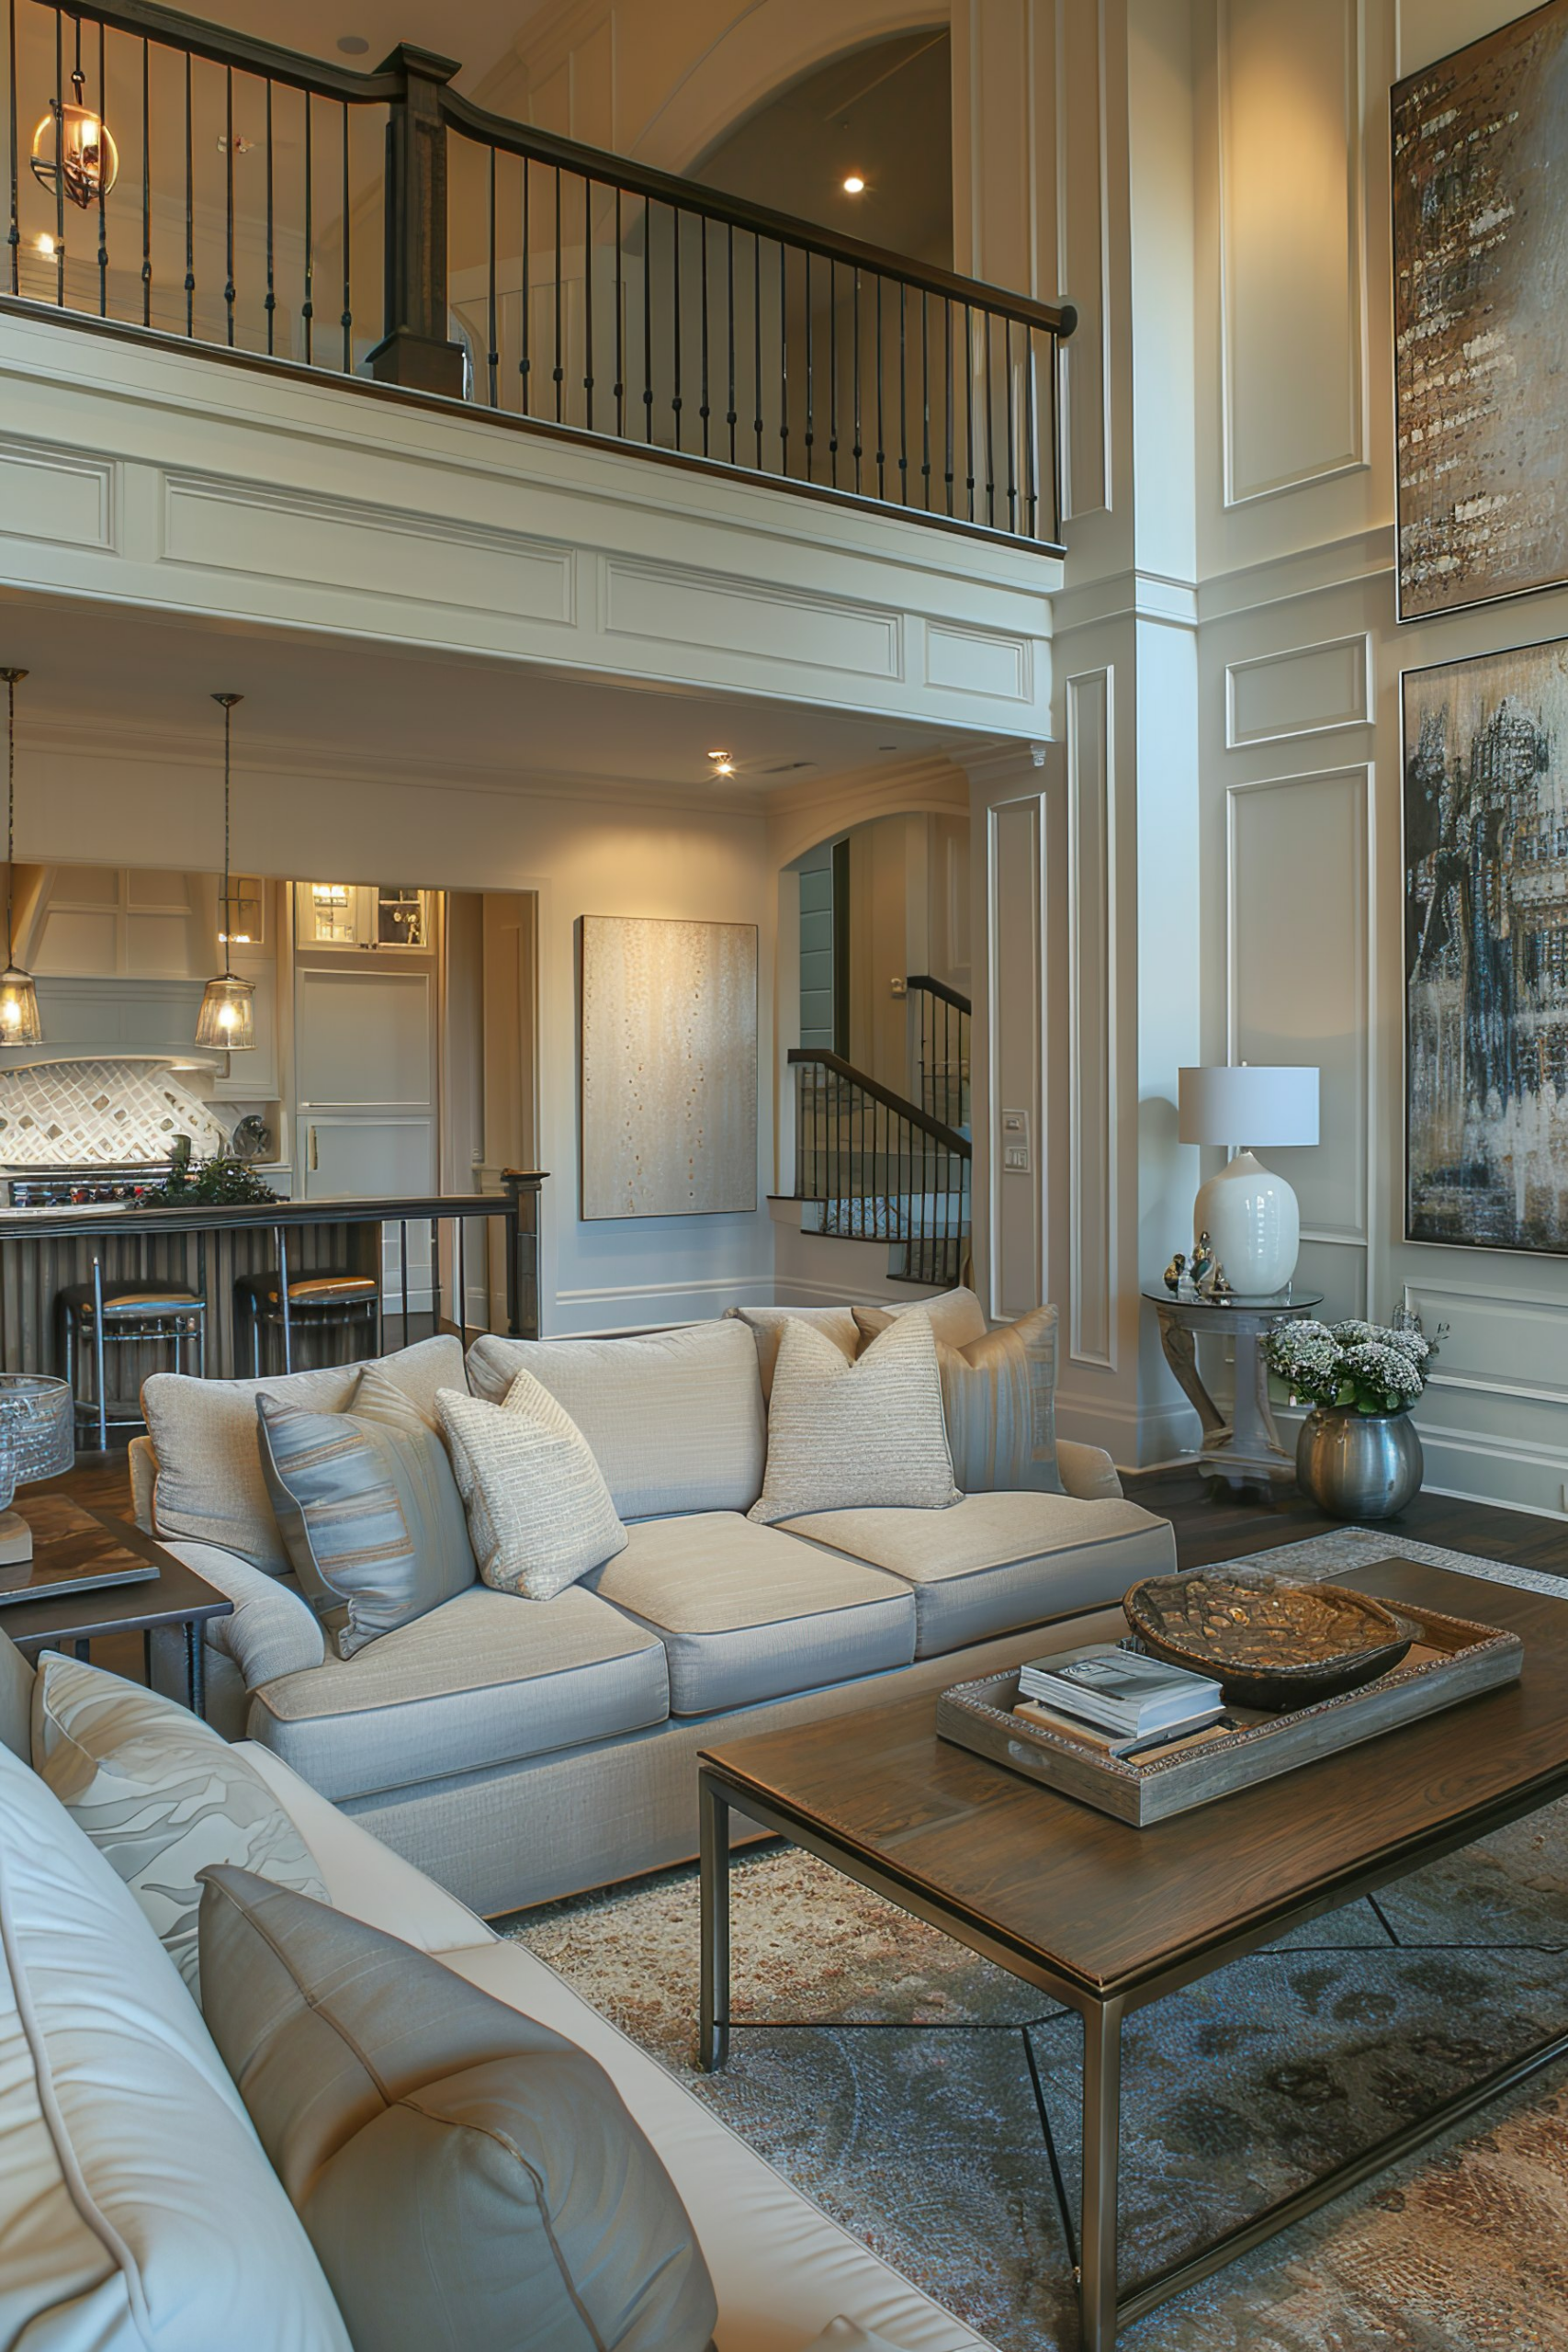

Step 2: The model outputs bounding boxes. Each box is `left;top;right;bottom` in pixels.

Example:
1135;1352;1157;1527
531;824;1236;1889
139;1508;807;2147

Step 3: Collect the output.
294;884;433;952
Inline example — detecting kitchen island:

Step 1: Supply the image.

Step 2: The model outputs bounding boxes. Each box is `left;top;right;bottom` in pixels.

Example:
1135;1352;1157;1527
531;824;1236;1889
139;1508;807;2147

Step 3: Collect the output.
0;1172;545;1388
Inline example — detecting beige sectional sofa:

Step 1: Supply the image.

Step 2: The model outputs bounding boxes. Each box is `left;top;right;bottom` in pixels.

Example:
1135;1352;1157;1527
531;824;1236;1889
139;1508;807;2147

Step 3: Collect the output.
131;1308;1176;1917
0;1640;1002;2352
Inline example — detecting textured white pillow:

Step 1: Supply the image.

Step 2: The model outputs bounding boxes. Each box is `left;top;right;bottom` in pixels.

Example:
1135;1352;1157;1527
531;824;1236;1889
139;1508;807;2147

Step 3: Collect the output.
748;1310;960;1524
31;1652;328;2002
436;1377;628;1600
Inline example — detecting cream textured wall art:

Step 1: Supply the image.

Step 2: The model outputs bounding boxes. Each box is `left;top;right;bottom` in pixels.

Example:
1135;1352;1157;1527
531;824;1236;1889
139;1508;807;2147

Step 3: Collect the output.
578;916;758;1219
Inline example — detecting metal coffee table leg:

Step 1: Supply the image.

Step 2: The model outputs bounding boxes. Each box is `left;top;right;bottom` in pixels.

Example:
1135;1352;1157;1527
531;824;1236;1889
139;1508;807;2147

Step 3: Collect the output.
698;1769;731;2072
1079;1996;1124;2350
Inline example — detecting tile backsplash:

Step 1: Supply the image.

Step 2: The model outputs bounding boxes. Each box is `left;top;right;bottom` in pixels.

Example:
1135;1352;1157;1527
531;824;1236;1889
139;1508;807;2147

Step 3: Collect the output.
0;1059;231;1166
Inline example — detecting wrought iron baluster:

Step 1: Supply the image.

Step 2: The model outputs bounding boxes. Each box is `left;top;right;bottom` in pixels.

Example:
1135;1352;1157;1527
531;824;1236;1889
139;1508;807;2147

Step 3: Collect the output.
874;274;885;499
340;99;352;370
804;248;814;481
1051;327;1066;544
486;144;498;406
643;197;654;443
943;298;954;514
1005;317;1017;532
520;157;530;410
6;0;17;299
399;1222;409;1352
984;311;996;527
223;67;235;345
1024;322;1039;538
614;185;624;435
964;300;976;519
699;213;709;456
302;90;314;364
920;288;931;507
726;221;736;462
141;37;151;323
671;199;682;448
54;8;65;308
183;45;195;334
777;240;788;475
552;164;562;423
829;257;838;487
263;79;274;351
583;172;594;431
897;280;908;503
457;1216;467;1348
752;231;762;468
852;268;863;493
429;1218;440;1341
95;19;107;315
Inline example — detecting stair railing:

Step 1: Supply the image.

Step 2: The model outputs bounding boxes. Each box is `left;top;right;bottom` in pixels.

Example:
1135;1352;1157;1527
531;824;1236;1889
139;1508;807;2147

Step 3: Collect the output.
787;1046;971;1286
906;974;971;1133
5;0;1076;551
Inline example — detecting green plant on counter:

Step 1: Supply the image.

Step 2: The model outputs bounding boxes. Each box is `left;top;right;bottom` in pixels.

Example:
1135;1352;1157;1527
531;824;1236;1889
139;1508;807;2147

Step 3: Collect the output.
134;1148;278;1206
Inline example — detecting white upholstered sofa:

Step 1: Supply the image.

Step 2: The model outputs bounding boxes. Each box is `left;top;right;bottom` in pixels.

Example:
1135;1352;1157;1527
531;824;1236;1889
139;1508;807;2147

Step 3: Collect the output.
129;1302;1176;1917
0;1636;1000;2352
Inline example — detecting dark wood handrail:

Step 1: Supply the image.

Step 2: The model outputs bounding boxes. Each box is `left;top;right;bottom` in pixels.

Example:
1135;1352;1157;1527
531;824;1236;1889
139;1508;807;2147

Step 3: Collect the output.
788;1049;971;1156
441;86;1077;342
905;973;973;1015
46;0;408;101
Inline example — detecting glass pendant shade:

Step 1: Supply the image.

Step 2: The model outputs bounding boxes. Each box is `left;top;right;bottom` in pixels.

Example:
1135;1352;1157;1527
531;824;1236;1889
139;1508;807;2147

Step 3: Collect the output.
195;971;254;1050
0;967;42;1049
30;79;118;210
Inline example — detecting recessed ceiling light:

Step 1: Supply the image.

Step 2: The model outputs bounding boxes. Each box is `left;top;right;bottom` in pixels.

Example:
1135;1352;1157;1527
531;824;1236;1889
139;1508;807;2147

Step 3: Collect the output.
336;34;369;54
842;175;866;196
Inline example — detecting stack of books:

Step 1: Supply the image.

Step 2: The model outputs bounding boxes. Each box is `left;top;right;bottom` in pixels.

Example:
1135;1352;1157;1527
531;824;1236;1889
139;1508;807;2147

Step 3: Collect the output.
1014;1643;1227;1758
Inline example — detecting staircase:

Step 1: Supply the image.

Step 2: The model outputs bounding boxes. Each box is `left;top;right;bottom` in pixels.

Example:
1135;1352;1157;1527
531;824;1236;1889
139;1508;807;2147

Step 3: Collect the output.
786;978;972;1287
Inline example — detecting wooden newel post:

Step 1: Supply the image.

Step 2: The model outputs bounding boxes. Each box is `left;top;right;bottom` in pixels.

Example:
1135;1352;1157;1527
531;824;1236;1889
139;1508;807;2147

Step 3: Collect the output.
367;44;467;399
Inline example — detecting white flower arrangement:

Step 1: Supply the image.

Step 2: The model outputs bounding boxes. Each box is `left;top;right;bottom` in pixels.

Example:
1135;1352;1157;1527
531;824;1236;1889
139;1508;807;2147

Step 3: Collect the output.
1263;1317;1438;1416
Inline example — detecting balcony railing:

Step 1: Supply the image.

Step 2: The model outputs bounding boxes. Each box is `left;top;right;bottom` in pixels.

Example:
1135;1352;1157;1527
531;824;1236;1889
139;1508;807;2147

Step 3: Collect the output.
3;0;1076;550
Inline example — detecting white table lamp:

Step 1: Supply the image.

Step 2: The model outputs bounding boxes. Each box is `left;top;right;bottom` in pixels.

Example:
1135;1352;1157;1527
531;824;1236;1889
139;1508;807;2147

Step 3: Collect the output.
1178;1064;1320;1295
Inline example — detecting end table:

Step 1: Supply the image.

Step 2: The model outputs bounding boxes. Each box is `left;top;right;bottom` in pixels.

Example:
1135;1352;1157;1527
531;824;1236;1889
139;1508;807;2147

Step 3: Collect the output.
0;1495;232;1716
1146;1286;1324;1490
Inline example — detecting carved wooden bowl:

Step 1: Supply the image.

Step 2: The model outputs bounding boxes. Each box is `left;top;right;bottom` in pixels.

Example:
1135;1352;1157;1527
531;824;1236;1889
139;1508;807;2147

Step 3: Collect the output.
1122;1567;1414;1712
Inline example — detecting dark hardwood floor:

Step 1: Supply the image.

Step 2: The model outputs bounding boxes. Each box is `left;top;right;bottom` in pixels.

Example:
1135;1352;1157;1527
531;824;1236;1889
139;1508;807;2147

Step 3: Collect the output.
27;1447;1567;1698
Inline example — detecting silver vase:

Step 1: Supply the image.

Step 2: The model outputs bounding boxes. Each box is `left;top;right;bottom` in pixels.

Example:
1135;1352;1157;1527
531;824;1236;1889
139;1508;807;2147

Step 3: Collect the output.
1295;1406;1423;1521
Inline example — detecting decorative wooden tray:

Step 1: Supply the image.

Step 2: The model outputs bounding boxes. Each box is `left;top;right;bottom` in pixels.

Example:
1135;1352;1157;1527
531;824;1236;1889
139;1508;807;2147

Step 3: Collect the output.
936;1595;1523;1827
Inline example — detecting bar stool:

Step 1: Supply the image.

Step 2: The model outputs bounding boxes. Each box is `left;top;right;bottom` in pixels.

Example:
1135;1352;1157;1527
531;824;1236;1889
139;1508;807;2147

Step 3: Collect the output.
58;1259;207;1451
234;1261;381;1375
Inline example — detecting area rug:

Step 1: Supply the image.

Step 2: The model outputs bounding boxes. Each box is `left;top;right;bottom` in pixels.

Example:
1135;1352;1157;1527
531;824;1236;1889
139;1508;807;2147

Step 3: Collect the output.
506;1530;1568;2349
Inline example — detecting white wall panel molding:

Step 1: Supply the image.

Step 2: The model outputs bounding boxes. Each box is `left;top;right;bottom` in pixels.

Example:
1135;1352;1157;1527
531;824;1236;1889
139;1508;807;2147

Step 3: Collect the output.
765;753;969;870
1198;523;1393;620
1052;565;1199;637
1225;764;1373;1254
985;793;1045;1323
0;435;117;553
1224;631;1373;747
603;554;903;683
163;472;577;628
1066;666;1115;1368
1401;1282;1568;1408
0;311;1058;736
1217;0;1368;505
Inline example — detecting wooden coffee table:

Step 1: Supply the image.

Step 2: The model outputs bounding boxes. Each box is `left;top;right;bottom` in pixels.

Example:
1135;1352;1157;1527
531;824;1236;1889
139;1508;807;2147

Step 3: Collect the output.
697;1558;1568;2348
0;1495;231;1715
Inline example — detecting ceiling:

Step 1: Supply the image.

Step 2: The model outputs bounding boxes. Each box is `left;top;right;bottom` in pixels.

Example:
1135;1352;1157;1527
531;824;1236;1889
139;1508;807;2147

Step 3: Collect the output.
0;593;967;803
694;30;953;269
153;2;545;88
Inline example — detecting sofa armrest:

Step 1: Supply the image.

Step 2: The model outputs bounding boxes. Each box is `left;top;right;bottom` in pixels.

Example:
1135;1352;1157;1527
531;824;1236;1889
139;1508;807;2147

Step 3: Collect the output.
128;1435;158;1533
159;1539;326;1690
1056;1439;1122;1502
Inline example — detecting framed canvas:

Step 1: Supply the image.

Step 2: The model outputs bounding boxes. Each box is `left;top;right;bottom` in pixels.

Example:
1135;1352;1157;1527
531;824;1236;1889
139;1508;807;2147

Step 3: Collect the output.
578;914;758;1220
1393;2;1568;621
1404;637;1568;1252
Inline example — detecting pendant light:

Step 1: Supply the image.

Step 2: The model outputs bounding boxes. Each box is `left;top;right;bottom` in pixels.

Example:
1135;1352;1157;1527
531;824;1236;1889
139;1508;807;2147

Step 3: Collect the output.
0;671;42;1050
30;24;118;212
195;694;255;1052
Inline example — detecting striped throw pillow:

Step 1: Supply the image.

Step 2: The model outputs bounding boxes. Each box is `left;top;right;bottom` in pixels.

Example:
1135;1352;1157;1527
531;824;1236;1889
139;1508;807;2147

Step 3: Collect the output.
853;1300;1063;1496
258;1382;476;1659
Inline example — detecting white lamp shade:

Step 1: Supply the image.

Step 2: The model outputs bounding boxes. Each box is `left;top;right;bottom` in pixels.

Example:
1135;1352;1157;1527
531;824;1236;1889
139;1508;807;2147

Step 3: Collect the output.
1179;1064;1319;1148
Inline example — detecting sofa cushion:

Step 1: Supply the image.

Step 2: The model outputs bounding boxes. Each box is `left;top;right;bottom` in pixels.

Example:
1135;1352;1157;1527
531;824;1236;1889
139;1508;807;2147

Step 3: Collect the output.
855;1300;1064;1496
0;1743;351;2350
247;1585;671;1803
587;1514;916;1715
30;1652;328;2002
259;1381;477;1658
782;1492;1178;1657
437;1377;628;1597
750;1311;959;1525
142;1334;467;1574
198;1868;718;2352
468;1319;766;1517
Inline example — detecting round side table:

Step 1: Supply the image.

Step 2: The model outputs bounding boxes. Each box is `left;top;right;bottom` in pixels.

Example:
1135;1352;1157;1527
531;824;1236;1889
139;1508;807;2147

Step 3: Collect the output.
1145;1287;1325;1489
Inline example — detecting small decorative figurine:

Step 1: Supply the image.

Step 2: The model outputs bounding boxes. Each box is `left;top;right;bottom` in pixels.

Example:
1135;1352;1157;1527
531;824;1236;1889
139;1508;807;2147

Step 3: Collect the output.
1190;1230;1216;1292
1163;1251;1187;1295
1210;1267;1234;1305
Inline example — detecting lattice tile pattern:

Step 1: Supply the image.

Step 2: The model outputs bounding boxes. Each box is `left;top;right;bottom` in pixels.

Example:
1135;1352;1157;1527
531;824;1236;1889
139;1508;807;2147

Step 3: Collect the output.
0;1059;230;1166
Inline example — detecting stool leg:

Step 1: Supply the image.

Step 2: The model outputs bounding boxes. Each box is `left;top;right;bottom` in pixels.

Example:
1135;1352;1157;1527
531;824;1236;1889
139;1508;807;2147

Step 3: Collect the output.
275;1227;293;1373
91;1259;107;1452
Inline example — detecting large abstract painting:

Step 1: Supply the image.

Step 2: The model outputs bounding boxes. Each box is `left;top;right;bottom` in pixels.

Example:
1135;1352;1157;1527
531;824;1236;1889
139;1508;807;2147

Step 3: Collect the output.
1405;639;1568;1251
1393;4;1568;620
579;915;758;1220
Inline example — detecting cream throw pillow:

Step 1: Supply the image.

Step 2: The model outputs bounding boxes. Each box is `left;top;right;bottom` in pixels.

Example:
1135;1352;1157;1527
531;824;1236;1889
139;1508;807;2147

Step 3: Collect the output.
748;1309;959;1524
436;1376;627;1599
30;1652;327;2002
854;1300;1063;1496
